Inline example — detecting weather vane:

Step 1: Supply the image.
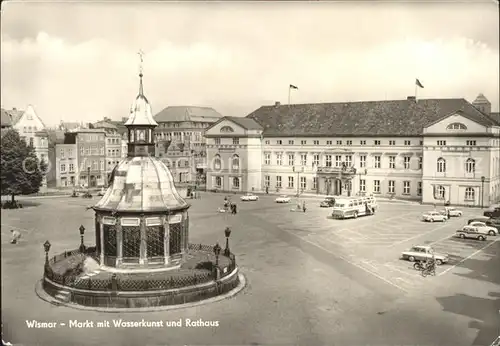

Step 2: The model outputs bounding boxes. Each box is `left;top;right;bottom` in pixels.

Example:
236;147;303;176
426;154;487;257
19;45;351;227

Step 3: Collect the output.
137;49;144;75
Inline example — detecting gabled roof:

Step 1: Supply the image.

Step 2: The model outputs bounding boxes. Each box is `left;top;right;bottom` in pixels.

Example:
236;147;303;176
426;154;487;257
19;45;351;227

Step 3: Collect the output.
2;108;24;125
93;120;118;130
245;98;498;137
154;106;223;123
473;93;490;104
206;116;263;132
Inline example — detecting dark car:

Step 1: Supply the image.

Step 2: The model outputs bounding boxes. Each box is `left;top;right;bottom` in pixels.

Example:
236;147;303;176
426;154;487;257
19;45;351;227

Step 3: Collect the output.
320;197;336;208
484;205;500;218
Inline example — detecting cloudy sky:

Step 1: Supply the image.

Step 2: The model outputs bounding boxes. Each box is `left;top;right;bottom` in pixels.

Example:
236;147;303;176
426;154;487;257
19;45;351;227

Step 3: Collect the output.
1;2;499;126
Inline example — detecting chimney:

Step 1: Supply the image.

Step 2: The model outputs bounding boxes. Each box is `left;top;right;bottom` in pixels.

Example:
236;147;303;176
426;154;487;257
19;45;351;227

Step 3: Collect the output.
407;96;416;101
275;101;281;107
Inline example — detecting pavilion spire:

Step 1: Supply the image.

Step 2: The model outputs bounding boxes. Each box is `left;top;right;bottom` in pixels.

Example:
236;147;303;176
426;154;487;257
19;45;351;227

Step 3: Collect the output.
137;49;144;96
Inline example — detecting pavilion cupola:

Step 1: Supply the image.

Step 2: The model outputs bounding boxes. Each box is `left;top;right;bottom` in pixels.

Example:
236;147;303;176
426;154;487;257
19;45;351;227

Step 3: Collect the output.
125;51;158;157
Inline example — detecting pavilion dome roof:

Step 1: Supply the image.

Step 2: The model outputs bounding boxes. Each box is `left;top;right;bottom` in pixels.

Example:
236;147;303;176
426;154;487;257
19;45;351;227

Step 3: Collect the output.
93;156;189;213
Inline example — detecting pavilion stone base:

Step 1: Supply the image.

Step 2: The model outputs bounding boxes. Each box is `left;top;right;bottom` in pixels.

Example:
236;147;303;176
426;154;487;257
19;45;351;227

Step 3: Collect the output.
40;246;241;309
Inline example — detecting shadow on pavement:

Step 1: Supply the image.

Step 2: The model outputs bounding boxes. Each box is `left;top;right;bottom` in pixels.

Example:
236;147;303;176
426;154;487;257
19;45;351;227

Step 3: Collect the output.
436;240;500;346
436;292;500;346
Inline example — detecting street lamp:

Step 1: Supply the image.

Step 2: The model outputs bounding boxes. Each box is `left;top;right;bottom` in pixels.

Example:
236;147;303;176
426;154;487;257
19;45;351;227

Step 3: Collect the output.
213;242;221;266
79;225;86;252
292;166;304;197
224;227;232;256
481;176;485;209
43;240;51;265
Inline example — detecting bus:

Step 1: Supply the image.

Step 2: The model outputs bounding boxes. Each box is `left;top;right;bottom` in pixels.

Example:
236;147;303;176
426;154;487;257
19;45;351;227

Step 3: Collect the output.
331;195;378;219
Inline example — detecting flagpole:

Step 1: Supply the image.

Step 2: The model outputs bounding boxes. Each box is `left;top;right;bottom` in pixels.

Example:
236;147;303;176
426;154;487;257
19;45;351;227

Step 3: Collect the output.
288;87;291;106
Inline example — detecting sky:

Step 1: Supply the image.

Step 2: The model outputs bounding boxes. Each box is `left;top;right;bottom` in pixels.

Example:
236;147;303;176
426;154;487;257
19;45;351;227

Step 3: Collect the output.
1;1;499;126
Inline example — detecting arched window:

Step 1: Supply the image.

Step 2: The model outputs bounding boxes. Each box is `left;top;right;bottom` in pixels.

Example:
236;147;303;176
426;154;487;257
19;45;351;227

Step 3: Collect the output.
213;154;222;170
446;122;467;130
220;126;234;133
437;158;446;173
465;158;475;173
232;154;240;170
215;176;222;187
465;187;475;201
435;185;446;199
232;177;240;188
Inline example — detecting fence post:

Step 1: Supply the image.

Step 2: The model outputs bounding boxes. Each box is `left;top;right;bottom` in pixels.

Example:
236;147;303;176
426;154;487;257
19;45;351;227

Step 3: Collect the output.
111;274;118;291
88;278;92;290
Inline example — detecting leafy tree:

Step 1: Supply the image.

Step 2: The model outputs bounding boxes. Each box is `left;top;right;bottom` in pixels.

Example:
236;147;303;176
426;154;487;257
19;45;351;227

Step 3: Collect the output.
1;129;47;204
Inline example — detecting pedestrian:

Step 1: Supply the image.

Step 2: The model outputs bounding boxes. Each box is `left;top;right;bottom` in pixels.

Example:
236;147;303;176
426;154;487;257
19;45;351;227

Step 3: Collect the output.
265;186;269;194
302;201;306;213
10;229;21;244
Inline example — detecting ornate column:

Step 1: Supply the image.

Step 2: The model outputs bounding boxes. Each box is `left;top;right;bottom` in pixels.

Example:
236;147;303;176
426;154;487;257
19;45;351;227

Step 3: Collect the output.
139;216;147;265
163;215;170;265
99;219;105;265
116;221;123;266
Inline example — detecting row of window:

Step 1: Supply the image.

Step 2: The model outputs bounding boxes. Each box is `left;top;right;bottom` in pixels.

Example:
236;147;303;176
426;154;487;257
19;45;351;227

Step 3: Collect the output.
22;126;39;133
156;122;210;129
60;160;105;172
107;149;121;157
79;134;105;142
264;139;419;146
79;146;105;156
434;186;476;201
156;131;204;142
107;138;121;144
263;153;422;170
213;154;239;170
436;140;477;146
436;158;476;173
214;138;239;145
213;176;240;189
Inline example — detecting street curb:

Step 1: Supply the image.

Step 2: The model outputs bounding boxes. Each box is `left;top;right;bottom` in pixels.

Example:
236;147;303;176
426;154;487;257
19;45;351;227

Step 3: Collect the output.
34;273;247;313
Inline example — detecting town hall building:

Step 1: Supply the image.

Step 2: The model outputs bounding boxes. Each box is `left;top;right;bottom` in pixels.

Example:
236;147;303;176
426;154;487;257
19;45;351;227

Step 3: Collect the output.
204;94;500;206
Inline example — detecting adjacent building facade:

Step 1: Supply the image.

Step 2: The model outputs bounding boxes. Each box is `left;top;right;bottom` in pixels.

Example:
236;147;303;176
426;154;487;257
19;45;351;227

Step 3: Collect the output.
93;120;123;184
205;94;500;206
153;106;223;186
75;129;107;187
1;105;49;190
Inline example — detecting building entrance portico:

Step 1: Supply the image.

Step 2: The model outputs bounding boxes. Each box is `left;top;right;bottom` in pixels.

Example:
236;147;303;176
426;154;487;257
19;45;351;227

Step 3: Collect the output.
317;166;357;196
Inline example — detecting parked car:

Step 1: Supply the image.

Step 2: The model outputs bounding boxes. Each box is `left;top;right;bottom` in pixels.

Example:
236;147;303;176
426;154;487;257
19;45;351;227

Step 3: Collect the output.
464;222;498;236
400;245;449;265
97;188;106;197
240;193;259;201
440;207;463;217
320;196;336;208
275;195;291;203
422;211;447;222
468;217;500;231
484;205;500;218
456;228;488;241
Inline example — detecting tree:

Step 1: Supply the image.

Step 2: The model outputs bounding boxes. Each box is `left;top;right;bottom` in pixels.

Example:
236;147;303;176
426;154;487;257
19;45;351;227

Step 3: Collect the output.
0;129;47;205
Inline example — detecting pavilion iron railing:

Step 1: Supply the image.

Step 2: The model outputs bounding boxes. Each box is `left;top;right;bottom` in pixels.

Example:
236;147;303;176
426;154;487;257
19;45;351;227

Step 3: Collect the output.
43;244;238;292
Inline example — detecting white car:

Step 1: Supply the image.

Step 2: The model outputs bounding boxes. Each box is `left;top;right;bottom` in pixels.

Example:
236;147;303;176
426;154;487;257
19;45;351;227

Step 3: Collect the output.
401;245;449;265
440;207;463;217
275;195;291;203
422;211;447;222
464;222;498;236
240;193;259;201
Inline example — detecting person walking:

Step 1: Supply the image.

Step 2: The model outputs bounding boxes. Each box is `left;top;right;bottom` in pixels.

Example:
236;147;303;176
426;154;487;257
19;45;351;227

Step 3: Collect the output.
302;201;307;213
10;230;21;244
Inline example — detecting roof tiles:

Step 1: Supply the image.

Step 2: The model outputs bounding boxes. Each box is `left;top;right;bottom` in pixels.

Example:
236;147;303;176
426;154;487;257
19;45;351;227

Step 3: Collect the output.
246;98;499;137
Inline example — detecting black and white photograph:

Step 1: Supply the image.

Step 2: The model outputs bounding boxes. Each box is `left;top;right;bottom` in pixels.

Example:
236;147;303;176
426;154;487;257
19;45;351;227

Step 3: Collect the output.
1;1;499;346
